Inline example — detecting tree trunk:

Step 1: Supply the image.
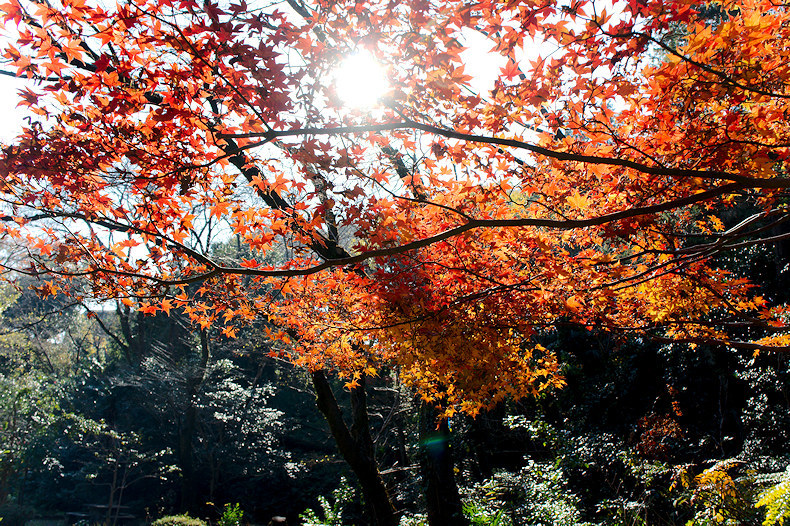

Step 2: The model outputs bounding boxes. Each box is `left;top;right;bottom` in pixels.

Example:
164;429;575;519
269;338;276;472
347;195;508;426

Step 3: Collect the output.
419;401;468;526
311;370;399;526
105;462;117;526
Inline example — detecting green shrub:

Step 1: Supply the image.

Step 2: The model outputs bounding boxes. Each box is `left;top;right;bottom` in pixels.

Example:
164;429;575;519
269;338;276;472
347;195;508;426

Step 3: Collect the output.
300;476;354;526
462;501;506;526
461;460;593;526
218;504;243;526
756;466;790;526
151;514;207;526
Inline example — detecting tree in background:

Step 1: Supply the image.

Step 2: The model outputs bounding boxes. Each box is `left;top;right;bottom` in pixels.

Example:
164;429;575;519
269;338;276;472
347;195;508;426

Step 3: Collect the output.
0;277;319;523
2;0;790;524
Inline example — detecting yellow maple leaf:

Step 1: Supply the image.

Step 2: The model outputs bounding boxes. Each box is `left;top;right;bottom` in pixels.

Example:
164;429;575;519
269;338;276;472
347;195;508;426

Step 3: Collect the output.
566;190;590;211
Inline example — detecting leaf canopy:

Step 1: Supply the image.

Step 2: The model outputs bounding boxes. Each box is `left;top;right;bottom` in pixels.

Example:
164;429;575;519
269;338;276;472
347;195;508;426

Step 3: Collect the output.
2;0;790;414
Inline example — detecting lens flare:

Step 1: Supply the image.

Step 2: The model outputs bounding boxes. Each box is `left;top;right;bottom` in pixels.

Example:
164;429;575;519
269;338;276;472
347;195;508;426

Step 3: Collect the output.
334;51;389;108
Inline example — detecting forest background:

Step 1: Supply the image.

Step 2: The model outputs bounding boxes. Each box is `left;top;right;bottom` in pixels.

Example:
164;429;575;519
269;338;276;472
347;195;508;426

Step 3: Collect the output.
2;0;790;524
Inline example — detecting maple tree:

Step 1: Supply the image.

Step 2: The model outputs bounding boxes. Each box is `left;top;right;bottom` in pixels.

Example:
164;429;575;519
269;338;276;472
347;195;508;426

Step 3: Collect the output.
1;0;790;521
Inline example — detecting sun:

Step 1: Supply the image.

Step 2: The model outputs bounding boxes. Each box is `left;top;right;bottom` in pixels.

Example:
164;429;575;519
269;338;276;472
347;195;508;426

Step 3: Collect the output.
334;51;389;109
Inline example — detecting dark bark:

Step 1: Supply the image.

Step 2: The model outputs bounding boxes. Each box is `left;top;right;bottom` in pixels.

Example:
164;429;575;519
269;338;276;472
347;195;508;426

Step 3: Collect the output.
311;370;399;526
225;99;398;526
419;402;468;526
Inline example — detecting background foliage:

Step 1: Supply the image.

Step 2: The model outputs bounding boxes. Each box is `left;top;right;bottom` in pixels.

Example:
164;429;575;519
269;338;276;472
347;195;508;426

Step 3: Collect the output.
2;0;790;523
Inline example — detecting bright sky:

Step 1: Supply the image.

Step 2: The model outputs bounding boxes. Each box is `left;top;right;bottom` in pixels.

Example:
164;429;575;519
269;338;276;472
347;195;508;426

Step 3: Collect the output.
0;46;505;143
459;28;509;95
0;75;28;143
0;3;584;144
1;16;30;144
